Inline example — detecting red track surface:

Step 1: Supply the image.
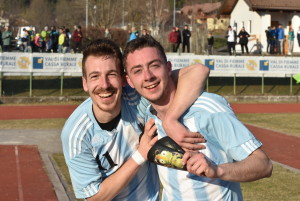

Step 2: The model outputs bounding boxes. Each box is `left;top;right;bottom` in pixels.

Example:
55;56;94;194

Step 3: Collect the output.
0;103;299;201
0;105;78;120
1;103;300;120
0;145;58;201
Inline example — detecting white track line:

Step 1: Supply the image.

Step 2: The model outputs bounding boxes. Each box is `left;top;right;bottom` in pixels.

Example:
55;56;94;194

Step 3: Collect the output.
15;146;24;201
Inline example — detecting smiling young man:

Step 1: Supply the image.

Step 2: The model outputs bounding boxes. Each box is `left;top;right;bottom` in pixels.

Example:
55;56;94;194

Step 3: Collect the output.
61;39;210;201
124;36;273;201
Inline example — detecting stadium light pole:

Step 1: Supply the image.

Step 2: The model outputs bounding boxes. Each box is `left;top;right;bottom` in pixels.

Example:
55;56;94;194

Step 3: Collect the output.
173;0;176;27
86;0;88;31
122;0;125;28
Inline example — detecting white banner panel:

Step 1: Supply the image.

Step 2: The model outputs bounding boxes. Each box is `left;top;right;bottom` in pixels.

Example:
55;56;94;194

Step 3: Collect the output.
0;53;82;73
0;53;299;77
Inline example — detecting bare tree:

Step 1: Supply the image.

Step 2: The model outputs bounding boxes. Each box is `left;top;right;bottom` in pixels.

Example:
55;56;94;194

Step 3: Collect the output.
87;0;120;28
148;0;170;35
55;0;85;28
24;0;55;30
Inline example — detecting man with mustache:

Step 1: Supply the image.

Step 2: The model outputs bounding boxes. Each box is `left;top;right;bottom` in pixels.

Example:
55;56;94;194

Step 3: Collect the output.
61;39;209;201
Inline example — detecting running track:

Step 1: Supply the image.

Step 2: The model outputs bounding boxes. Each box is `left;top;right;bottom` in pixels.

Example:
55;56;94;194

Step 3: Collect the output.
0;103;299;201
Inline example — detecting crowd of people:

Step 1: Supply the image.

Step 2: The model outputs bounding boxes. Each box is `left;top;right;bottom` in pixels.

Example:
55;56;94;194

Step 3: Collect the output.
265;24;299;55
2;23;300;56
0;25;83;53
168;25;192;53
224;23;300;56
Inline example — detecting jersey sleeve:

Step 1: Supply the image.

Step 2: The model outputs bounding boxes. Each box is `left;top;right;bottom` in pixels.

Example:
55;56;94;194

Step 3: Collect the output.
198;112;262;161
61;130;101;199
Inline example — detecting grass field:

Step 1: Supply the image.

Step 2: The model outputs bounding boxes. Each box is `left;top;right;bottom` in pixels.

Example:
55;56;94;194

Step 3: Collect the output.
52;156;300;201
1;76;300;96
237;113;300;137
1;113;300;200
1;113;299;137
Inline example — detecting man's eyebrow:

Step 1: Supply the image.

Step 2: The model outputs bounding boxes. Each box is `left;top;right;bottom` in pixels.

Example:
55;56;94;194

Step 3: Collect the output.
88;71;100;76
88;69;119;76
129;64;142;72
148;59;163;65
129;59;163;73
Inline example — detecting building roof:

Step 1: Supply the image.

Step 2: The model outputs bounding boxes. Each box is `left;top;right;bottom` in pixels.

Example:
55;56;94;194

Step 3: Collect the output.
250;0;300;10
219;0;300;15
181;2;222;17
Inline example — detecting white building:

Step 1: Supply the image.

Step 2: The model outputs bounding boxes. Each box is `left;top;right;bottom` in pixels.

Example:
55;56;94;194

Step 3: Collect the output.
218;0;300;54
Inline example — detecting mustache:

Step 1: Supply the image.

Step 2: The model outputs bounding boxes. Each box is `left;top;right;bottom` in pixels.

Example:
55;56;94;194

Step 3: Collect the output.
94;86;116;94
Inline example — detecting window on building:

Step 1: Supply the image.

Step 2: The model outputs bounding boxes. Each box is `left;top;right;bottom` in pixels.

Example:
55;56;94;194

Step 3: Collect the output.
248;20;252;33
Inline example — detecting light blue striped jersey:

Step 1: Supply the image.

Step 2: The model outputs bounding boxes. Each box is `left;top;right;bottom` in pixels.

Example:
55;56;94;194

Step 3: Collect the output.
145;92;262;201
61;85;159;200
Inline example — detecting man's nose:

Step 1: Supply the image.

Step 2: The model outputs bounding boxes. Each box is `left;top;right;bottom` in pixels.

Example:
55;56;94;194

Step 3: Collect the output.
99;76;110;88
143;68;154;81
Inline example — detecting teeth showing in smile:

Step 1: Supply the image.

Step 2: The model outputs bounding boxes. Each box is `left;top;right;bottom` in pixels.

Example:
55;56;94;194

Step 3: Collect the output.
146;83;158;89
99;92;113;98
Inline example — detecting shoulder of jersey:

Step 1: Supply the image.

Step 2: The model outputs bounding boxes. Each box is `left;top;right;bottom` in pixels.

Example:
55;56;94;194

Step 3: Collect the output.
64;98;93;128
191;92;233;114
62;98;94;159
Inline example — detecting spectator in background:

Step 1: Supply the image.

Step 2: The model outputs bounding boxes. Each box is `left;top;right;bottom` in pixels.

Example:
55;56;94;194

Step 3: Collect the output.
104;28;112;39
225;25;237;55
168;27;178;52
0;28;2;51
28;26;35;50
23;29;32;53
288;27;295;55
62;30;70;54
142;29;149;36
265;27;272;54
129;26;139;41
66;28;72;50
20;28;28;51
50;26;59;53
297;26;300;48
2;25;13;52
175;25;181;52
270;26;277;54
72;25;83;53
182;25;191;53
58;27;64;53
127;29;132;40
276;24;285;54
34;33;43;52
41;26;51;52
207;32;214;55
238;27;250;55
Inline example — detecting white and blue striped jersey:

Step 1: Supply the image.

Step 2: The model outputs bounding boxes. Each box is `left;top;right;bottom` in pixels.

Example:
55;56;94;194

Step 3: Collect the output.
61;85;159;200
145;92;262;201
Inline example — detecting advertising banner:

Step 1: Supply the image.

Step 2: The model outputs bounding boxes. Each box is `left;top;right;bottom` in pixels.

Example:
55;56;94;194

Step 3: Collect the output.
1;53;299;77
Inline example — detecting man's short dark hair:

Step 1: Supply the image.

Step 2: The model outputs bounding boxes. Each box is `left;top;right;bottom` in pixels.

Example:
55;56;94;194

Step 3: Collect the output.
82;39;124;78
123;36;167;71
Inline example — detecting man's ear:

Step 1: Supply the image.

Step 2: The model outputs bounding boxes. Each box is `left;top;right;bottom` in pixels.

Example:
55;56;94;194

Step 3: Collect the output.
125;74;135;88
82;76;88;92
167;61;172;76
